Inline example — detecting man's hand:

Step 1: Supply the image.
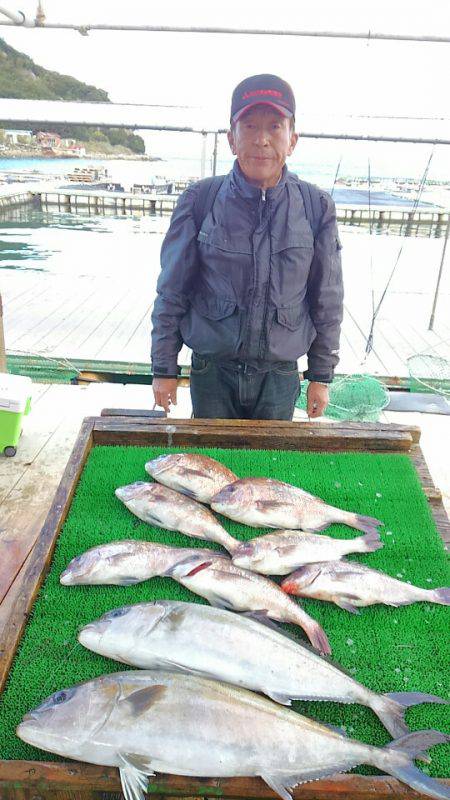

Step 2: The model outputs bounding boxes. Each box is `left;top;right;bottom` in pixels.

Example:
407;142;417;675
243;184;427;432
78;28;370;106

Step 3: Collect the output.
307;382;329;419
153;377;177;413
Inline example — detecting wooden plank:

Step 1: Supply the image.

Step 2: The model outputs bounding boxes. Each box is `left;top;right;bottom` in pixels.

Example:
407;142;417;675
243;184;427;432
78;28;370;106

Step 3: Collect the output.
410;444;450;547
0;388;95;604
0;417;95;694
92;417;417;451
0;761;449;800
0;384;80;505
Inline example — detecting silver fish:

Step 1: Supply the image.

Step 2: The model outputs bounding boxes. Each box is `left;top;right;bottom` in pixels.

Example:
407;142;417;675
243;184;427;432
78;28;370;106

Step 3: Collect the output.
115;481;238;553
17;670;450;800
166;552;331;654
79;599;446;739
233;529;382;575
281;560;450;612
211;478;382;534
59;540;218;586
145;452;237;503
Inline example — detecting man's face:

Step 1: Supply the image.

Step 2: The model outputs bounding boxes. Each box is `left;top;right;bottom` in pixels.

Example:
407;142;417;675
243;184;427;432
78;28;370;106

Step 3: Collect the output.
227;105;298;189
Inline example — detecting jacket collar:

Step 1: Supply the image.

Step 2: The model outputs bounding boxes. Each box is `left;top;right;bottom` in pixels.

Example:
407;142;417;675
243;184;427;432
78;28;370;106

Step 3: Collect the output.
231;159;288;200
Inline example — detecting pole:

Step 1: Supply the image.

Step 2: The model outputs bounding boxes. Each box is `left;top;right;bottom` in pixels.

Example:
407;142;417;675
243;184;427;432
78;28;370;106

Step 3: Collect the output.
0;294;6;372
212;132;218;177
0;15;449;42
429;217;450;330
200;132;207;178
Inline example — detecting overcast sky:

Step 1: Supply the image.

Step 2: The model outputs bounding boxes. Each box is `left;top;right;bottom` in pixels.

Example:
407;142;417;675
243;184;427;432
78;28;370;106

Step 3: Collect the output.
1;0;449;170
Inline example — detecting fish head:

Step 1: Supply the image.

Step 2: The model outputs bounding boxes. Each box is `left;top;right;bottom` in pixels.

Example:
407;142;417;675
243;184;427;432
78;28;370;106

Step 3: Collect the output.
281;564;323;595
144;453;181;478
60;543;134;585
78;602;167;658
115;481;151;503
210;480;253;516
16;675;118;758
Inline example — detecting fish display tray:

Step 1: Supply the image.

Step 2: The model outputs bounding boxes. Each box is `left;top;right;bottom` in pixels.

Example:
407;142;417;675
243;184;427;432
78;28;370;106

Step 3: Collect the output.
0;414;449;800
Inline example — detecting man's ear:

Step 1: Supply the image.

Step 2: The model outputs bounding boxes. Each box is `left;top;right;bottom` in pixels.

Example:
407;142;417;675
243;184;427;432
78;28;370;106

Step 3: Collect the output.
227;129;236;155
288;131;299;157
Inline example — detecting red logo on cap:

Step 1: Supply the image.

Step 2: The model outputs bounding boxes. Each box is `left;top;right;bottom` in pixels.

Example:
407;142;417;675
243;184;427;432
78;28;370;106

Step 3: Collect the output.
242;89;283;100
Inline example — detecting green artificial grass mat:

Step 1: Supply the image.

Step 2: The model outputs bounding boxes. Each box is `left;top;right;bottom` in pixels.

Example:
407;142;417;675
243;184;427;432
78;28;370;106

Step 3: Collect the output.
0;446;449;778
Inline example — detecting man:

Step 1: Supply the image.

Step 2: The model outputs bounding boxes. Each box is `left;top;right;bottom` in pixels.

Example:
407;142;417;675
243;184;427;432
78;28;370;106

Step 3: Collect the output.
151;74;343;419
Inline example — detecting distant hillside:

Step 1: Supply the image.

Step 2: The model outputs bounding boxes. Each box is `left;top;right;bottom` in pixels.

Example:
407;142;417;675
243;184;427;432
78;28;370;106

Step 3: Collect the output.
0;38;145;154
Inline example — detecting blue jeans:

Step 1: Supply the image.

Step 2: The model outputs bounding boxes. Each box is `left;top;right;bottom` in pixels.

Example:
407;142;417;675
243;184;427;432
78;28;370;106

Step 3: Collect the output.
190;354;300;420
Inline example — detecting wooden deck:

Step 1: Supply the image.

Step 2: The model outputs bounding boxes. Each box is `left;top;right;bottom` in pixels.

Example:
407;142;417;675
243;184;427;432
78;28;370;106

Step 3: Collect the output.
1;225;449;376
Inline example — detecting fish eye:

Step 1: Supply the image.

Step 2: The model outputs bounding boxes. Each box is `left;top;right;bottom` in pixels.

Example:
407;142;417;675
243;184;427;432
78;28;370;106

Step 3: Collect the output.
106;607;130;619
52;688;74;705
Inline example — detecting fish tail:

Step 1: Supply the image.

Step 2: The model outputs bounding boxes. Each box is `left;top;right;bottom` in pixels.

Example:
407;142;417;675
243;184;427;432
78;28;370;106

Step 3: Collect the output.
380;730;450;799
352;529;383;553
339;511;382;535
288;606;331;655
220;533;241;555
369;692;448;740
429;587;450;605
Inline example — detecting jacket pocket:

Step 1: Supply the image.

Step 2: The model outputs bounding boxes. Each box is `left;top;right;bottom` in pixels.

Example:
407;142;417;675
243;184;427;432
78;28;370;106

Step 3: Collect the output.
271;220;314;254
270;222;315;306
276;305;304;331
268;303;316;361
197;225;252;255
180;296;240;358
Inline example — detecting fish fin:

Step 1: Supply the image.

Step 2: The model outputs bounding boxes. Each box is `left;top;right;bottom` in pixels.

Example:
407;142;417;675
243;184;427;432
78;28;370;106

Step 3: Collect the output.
119;685;166;716
264;690;292;706
357;530;383;553
240;609;277;626
207;592;237;611
430;588;450;605
384;730;450;799
117;576;142;586
322;722;348;736
142;512;165;526
261;764;357;800
256;500;285;510
172;483;199;500
286;565;323;590
180;467;213;479
334;595;361;614
371;693;448;747
347;513;382;535
118;753;155;800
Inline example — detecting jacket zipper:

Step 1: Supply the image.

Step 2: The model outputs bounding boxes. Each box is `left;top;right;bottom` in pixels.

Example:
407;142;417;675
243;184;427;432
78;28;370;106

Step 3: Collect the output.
258;189;272;360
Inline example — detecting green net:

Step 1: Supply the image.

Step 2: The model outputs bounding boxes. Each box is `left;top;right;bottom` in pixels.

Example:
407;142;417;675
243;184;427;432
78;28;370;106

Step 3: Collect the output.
407;355;450;397
296;375;390;422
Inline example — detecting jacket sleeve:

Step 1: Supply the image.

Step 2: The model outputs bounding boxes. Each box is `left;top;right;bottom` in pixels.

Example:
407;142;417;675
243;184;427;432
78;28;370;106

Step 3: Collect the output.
304;192;344;384
151;185;200;377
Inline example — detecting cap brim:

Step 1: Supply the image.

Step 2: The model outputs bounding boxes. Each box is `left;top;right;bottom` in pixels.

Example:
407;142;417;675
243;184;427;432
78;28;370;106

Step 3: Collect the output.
232;101;293;123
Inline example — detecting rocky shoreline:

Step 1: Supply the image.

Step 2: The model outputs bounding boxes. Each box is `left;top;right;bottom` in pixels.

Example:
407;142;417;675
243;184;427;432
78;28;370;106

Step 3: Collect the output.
0;148;161;161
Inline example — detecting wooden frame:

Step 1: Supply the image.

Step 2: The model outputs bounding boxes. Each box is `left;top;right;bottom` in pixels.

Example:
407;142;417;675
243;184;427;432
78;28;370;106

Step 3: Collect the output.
0;416;449;800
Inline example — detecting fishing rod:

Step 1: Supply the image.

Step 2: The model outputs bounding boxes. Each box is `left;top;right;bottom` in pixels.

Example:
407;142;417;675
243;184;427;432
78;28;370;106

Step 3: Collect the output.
364;148;435;356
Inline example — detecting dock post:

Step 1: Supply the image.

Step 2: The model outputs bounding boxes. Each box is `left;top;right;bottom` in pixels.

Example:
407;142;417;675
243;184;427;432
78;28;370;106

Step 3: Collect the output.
0;294;6;372
429;216;450;330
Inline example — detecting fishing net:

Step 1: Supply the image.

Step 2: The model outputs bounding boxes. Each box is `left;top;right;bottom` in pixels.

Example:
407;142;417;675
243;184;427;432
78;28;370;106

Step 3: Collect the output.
407;354;450;398
296;374;390;422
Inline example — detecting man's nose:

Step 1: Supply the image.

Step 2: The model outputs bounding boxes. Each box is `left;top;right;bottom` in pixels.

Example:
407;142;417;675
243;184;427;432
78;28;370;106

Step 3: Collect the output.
253;128;270;146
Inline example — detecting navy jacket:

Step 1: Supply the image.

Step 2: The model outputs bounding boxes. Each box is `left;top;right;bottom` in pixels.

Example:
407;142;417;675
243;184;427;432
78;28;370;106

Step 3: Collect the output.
151;160;343;382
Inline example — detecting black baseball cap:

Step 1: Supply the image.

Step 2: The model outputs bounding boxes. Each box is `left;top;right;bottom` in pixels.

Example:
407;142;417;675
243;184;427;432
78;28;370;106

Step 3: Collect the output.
231;74;295;123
